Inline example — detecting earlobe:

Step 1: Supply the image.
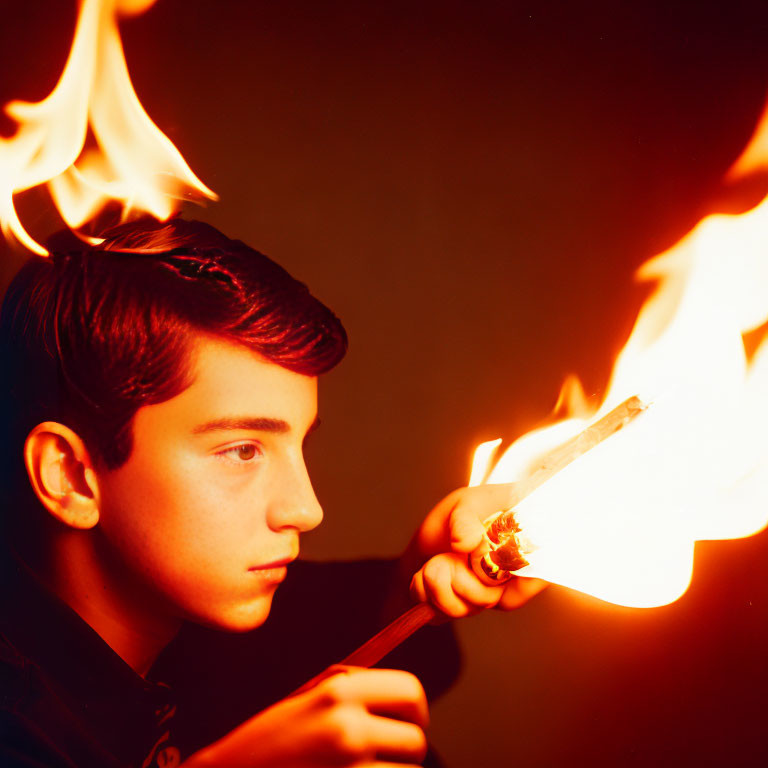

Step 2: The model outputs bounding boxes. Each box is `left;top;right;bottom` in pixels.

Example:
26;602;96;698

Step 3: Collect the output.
24;422;101;530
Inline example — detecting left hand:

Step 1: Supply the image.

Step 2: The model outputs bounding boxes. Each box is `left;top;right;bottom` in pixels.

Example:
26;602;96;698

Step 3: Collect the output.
406;484;547;618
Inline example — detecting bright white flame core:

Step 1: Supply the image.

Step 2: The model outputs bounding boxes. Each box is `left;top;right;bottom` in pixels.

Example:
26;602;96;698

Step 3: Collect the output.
0;0;217;255
473;103;768;608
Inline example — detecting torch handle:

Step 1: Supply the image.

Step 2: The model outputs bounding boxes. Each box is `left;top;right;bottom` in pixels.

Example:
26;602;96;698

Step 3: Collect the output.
341;601;438;667
291;602;438;696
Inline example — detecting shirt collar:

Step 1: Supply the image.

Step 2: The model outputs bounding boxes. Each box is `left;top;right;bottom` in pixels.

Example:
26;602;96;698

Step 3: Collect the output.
0;552;177;766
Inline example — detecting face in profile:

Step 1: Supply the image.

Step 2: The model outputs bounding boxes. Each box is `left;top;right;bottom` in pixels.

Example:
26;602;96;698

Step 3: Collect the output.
93;335;324;631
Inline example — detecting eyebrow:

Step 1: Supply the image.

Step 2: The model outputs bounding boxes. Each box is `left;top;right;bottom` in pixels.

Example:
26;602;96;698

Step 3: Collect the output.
192;415;321;436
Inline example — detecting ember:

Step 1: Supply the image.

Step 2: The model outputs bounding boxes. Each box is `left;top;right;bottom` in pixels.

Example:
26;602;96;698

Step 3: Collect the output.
474;395;648;580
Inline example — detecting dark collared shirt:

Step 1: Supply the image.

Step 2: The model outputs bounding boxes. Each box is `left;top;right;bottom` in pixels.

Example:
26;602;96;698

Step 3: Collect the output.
0;557;180;768
158;559;461;757
0;557;460;767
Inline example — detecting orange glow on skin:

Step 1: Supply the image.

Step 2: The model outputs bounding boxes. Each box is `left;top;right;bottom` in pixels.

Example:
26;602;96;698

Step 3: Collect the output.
94;337;323;634
26;336;323;676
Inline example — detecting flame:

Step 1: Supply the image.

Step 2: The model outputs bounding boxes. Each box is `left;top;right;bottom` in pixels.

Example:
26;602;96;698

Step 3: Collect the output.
472;100;768;608
0;0;217;256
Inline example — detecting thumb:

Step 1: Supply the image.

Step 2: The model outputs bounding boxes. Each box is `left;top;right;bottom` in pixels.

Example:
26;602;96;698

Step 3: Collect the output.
448;483;517;553
448;506;486;552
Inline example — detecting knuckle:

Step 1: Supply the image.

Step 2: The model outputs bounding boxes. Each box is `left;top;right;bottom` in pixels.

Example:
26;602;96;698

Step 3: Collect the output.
413;727;428;761
448;601;470;618
501;592;525;609
399;670;427;702
449;504;473;529
402;669;424;691
317;674;349;706
477;584;502;605
325;707;368;759
423;556;445;583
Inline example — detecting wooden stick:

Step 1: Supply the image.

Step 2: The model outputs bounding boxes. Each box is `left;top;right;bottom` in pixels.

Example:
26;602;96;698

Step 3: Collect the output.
293;395;647;693
342;602;439;667
291;603;438;695
486;395;646;571
499;395;646;510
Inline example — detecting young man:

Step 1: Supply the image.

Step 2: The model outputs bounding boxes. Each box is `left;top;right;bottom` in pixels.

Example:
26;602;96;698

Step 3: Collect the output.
0;218;542;767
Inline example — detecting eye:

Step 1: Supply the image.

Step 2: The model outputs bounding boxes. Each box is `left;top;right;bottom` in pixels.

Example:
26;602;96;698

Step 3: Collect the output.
215;442;263;464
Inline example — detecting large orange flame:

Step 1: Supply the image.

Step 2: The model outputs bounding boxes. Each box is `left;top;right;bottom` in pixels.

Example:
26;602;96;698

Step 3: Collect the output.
471;100;768;608
0;0;217;256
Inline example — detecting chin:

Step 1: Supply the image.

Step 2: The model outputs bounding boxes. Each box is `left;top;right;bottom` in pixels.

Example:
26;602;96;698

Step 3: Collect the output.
195;592;277;633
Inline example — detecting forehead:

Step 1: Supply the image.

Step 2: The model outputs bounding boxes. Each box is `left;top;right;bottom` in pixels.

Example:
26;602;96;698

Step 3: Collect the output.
134;335;318;435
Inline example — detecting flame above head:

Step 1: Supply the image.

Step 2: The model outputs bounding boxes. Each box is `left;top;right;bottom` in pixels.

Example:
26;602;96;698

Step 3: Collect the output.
0;0;217;256
471;99;768;609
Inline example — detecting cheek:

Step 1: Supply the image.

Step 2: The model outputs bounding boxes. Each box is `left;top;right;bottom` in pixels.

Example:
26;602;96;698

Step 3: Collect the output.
97;454;263;583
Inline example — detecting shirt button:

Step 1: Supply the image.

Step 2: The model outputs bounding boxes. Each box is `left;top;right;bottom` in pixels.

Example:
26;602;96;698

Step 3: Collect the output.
156;746;181;768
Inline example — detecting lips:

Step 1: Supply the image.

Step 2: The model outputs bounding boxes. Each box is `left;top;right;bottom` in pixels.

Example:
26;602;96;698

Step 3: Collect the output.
248;555;296;571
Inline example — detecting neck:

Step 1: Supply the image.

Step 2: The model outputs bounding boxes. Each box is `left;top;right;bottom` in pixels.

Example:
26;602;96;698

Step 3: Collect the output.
36;529;181;677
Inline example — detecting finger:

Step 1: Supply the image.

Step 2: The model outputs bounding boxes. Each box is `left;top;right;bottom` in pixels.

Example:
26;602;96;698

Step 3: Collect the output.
447;505;486;553
448;483;518;552
410;569;426;604
497;577;549;610
441;553;503;609
365;715;427;763
291;664;350;697
356;763;424;768
467;541;505;587
318;668;429;728
421;555;475;618
410;568;461;625
415;488;464;554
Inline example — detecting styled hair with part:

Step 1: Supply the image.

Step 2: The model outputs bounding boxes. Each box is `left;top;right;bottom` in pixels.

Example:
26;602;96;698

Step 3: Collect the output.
0;219;347;491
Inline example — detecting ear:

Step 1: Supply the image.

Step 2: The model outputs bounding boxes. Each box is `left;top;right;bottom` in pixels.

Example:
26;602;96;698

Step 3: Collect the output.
24;422;101;530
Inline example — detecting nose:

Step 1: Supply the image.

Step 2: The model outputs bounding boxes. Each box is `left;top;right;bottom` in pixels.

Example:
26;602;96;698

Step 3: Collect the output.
267;452;323;534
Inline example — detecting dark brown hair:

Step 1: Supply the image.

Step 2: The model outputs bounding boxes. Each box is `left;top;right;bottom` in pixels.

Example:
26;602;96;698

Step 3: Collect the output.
0;218;347;485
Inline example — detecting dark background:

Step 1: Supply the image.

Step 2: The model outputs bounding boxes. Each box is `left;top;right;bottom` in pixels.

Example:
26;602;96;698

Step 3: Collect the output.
2;1;768;765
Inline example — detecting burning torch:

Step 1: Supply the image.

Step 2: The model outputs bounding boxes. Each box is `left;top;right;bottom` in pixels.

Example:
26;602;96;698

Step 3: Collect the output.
472;395;647;582
294;394;648;692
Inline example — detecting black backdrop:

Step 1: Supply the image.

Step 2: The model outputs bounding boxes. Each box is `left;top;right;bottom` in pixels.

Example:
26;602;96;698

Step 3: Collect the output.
2;2;768;765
